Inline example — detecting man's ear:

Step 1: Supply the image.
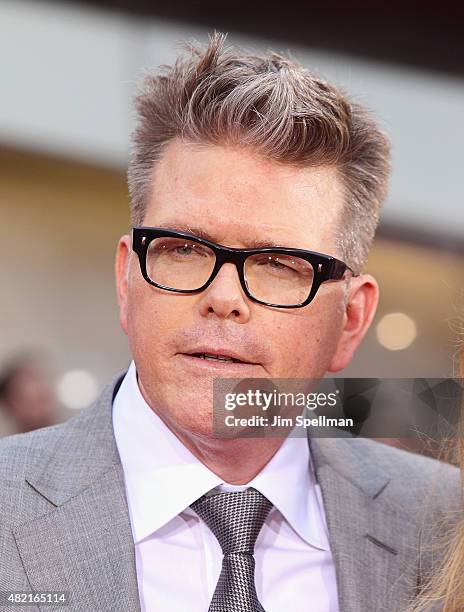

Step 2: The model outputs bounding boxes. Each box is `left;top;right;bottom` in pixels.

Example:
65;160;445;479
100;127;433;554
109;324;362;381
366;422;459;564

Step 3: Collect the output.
328;273;379;372
115;234;132;336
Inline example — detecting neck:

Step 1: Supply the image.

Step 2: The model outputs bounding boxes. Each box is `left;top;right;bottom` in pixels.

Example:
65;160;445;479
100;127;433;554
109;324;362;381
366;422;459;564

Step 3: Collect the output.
168;425;286;484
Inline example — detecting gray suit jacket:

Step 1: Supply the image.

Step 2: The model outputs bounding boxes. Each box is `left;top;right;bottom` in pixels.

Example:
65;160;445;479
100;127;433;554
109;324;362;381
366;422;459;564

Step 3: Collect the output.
0;371;460;612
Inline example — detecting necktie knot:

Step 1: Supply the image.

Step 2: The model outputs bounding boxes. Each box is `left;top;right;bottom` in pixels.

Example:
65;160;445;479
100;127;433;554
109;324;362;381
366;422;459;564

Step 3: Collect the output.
190;488;273;555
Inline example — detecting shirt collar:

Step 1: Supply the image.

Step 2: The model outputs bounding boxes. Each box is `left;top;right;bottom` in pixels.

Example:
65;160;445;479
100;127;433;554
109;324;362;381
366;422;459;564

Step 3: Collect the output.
240;429;330;551
112;361;329;551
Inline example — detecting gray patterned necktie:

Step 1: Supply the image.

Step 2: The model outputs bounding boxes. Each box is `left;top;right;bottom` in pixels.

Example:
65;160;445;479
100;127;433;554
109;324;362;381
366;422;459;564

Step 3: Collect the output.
190;487;273;612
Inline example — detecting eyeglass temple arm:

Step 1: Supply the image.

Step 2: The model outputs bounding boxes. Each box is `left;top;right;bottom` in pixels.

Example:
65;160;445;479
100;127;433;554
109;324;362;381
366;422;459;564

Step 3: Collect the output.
328;258;358;281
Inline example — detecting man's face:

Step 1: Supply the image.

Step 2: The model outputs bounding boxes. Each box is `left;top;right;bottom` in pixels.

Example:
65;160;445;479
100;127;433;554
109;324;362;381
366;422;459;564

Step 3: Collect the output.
116;139;371;437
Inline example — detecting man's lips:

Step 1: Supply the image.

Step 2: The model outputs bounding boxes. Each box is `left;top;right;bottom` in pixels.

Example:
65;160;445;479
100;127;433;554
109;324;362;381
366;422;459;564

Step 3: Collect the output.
177;354;261;372
187;353;243;363
178;347;259;366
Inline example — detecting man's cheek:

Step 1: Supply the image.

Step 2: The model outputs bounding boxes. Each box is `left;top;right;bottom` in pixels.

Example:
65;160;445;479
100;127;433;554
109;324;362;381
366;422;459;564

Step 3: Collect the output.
287;322;331;374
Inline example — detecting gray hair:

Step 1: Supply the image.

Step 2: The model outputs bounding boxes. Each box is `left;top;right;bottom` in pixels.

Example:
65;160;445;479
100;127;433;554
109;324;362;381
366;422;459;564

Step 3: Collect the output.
128;32;391;273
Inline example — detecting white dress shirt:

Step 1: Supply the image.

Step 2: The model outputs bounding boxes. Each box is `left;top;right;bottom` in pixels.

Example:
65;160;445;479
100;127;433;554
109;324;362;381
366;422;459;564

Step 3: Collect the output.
112;361;339;611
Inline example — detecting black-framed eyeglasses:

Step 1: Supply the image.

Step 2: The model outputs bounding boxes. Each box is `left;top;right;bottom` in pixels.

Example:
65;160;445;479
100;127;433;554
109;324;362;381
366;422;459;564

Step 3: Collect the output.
132;226;357;309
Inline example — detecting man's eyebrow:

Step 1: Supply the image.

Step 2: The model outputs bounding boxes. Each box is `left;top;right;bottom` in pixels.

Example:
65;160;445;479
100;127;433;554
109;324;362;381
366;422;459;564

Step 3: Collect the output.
151;222;286;249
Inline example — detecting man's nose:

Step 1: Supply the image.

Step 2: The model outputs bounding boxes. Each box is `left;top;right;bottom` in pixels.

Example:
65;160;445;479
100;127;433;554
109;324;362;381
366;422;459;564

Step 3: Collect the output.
196;262;251;322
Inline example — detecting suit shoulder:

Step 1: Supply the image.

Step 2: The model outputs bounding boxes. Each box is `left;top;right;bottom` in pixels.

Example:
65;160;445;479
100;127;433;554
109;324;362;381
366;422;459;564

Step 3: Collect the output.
354;437;460;514
0;420;69;481
357;437;458;479
0;398;105;485
0;371;123;482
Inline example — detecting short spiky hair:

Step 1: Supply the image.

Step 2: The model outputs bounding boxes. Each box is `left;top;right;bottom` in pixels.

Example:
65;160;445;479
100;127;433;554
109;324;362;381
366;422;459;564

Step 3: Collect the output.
128;32;391;273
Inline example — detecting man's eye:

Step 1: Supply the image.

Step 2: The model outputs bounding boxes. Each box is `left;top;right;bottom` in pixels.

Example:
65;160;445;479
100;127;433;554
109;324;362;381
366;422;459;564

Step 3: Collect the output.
174;245;194;255
268;260;287;269
256;256;296;272
161;241;209;257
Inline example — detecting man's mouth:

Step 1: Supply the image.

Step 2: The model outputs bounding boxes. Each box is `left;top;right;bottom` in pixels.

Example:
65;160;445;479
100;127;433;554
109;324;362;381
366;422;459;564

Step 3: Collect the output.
179;347;258;366
190;352;243;363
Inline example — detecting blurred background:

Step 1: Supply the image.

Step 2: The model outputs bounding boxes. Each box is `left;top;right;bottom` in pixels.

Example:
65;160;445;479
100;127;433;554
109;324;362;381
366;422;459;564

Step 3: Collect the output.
0;0;463;434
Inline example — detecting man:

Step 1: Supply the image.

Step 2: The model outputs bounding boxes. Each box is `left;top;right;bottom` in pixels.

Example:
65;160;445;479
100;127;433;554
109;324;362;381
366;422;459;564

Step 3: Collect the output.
0;33;458;612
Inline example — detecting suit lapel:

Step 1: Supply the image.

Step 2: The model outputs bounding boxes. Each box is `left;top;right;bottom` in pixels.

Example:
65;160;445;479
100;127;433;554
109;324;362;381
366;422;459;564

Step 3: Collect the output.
13;464;140;612
12;372;140;612
310;437;420;612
